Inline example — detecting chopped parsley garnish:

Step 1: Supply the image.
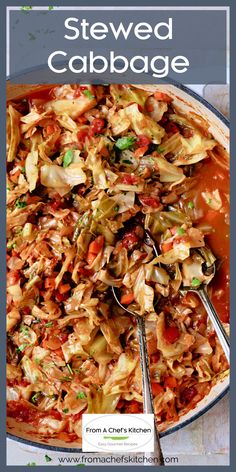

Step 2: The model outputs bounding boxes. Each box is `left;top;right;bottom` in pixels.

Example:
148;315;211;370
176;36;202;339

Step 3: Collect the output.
31;392;41;404
27;462;36;467
34;358;40;365
188;201;194;209
191;277;201;287
83;90;95;100
21;6;33;11
48;6;54;10
63;408;69;413
60;376;72;382
45;455;52;463
20;325;29;335
21;166;26;174
15;199;27;209
177;227;185;236
157;146;165;153
66;363;73;375
114;205;119;213
115;136;136;150
16;343;29;352
207;198;212;205
45;321;53;327
76;391;87;399
63;150;74;168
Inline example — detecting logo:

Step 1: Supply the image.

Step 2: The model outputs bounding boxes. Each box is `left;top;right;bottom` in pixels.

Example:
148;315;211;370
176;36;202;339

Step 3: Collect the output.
82;414;154;452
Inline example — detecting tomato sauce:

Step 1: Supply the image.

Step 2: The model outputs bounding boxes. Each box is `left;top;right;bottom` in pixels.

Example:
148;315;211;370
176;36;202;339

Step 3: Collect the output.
191;157;230;322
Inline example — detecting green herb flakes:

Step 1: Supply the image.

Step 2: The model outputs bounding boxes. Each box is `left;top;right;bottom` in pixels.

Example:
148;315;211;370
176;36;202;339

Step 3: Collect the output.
76;391;87;399
188;201;194;209
15;199;27;209
115;136;136;150
177;227;185;236
63;150;74;168
83;90;95;100
16;343;28;353
191;277;201;287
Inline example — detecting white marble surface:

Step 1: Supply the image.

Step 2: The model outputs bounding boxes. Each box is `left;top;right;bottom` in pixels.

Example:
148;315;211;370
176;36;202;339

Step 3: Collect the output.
7;84;230;466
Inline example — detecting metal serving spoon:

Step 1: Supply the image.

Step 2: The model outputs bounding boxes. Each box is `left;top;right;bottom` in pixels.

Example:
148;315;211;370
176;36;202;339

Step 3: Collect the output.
112;231;165;466
180;256;230;363
112;231;229;463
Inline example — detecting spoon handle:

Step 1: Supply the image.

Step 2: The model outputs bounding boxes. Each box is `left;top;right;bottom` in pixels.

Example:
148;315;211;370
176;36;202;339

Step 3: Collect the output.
198;287;230;363
137;316;165;465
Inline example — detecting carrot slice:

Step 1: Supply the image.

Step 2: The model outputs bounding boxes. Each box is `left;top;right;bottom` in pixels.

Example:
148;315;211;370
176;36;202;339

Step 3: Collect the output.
88;235;104;255
58;283;71;295
120;293;135;305
44;277;55;290
161;242;173;253
164;376;177;389
134;146;149;158
152;383;164;396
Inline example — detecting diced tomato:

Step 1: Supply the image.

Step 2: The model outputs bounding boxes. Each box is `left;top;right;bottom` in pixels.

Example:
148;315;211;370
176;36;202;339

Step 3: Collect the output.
120;173;139;185
11;249;19;257
18;378;31;387
125;400;142;414
150;352;160;363
76;115;88;124
134;146;149;158
49;409;62;420
121;231;139;250
136;134;151;147
44;277;55;290
72;411;84;422
161;241;173;253
7;270;20;286
74;88;81;98
80;86;88;91
165;122;179;135
181;386;197;404
164;376;177;389
45;124;56;136
139;195;160;208
117;400;125;409
55;290;68;302
154;92;172;103
78;267;93;277
90;118;105;135
58;283;71;295
152;383;164;396
49;199;62;211
120;292;135;305
163;326;180;344
77;129;89;143
21;306;31;316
